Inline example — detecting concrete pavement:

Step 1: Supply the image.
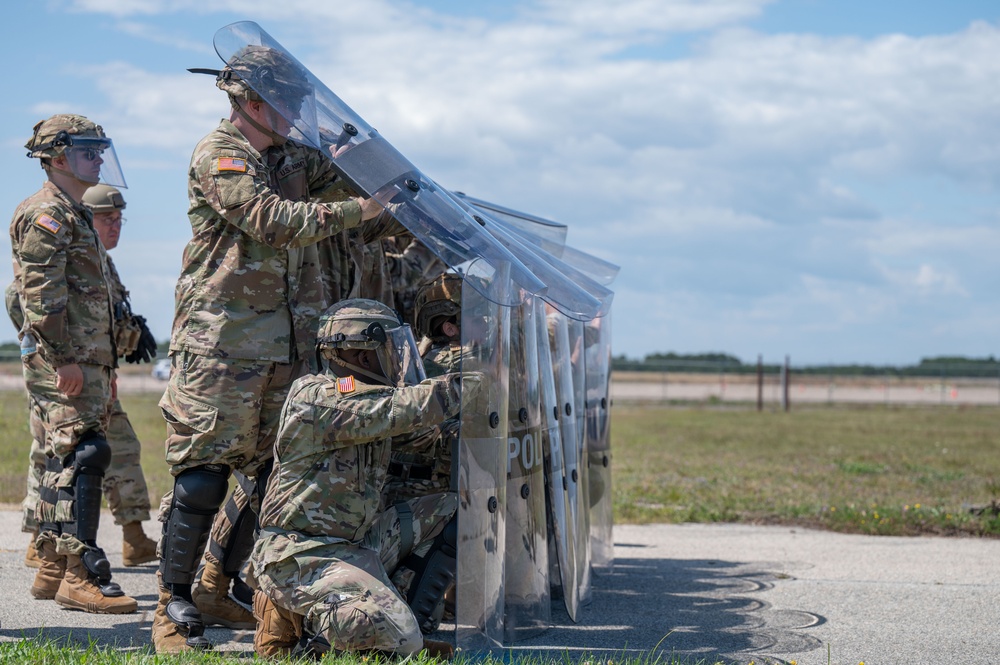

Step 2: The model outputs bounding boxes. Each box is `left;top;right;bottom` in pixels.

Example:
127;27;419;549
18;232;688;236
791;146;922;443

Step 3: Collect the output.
1;512;998;663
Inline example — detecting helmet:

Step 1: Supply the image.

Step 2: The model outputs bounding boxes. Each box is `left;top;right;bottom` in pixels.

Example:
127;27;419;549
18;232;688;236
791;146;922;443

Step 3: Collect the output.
413;273;464;340
216;45;312;104
82;184;126;214
318;298;426;387
24;114;127;188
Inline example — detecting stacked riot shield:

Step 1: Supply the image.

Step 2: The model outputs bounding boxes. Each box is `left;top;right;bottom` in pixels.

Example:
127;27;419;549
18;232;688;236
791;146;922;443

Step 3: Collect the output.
585;313;614;572
453;262;511;650
503;296;549;641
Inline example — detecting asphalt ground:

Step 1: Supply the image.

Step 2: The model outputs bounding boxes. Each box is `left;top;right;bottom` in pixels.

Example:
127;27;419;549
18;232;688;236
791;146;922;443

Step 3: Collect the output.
1;511;998;664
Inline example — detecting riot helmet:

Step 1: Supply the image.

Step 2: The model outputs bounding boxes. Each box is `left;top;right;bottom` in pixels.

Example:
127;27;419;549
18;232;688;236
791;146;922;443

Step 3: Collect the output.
317;298;426;387
25;114;127;188
83;184;127;250
413;273;464;341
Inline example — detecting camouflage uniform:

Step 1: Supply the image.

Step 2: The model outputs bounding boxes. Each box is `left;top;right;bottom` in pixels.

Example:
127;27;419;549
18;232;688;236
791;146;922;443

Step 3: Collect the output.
252;367;464;655
9;181;115;527
383;237;445;329
10;258;151;531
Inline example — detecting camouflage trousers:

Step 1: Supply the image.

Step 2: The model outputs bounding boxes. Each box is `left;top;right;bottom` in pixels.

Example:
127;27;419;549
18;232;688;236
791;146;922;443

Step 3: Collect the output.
252;492;457;655
381;419;457;508
23;356;111;540
21;397;152;532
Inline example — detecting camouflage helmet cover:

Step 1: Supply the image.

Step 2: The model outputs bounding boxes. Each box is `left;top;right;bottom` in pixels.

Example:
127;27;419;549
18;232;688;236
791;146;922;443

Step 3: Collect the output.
216;44;312;103
413;273;464;339
82;184;126;213
25;114;106;159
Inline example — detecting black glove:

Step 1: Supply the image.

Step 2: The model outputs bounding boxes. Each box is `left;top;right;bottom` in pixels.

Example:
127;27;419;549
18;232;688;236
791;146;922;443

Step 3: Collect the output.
125;315;158;364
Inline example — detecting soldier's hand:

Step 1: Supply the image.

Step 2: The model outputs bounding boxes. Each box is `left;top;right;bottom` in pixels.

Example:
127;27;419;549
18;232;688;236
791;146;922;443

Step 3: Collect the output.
125;315;158;364
358;196;383;222
56;363;84;397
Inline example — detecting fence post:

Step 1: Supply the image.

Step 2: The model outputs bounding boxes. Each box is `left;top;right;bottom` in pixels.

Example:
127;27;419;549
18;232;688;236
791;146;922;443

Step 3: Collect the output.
757;354;763;412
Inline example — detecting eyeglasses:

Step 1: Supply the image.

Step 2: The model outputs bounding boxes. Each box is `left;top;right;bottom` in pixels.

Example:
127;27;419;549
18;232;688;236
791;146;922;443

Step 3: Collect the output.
95;214;126;227
73;147;104;162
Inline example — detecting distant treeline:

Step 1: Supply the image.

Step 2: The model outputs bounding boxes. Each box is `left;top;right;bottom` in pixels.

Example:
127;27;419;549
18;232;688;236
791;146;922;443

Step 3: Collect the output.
613;352;1000;378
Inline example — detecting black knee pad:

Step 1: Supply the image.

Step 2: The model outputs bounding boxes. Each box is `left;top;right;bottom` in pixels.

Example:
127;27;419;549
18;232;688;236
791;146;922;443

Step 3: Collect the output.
403;517;458;634
73;431;111;476
174;464;230;514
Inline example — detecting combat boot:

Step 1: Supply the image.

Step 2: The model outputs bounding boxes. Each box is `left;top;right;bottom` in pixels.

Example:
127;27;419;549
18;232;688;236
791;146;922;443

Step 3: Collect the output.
192;558;255;629
253;589;302;658
121;522;158;566
29;535;65;600
422;639;455;660
152;580;213;654
24;531;42;569
55;551;137;614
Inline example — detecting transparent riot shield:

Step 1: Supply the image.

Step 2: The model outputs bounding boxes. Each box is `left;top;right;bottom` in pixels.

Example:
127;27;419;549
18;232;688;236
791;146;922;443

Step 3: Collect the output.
537;300;579;621
584;312;614;573
455;192;568;245
566;318;593;605
454;261;511;650
547;308;590;618
503;296;550;641
211;21;545;305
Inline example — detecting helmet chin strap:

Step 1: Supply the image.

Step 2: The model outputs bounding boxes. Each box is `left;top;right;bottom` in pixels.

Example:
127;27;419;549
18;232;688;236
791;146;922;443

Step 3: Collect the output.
231;97;288;147
328;353;390;386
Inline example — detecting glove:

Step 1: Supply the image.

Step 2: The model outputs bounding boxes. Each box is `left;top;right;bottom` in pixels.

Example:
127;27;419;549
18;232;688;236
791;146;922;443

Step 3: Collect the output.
124;315;158;364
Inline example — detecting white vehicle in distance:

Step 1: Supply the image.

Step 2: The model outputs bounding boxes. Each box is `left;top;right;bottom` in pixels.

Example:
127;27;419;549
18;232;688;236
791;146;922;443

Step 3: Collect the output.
152;358;171;381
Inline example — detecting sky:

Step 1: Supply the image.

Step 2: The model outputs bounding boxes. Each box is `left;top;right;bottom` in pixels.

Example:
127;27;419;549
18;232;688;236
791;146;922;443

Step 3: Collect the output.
1;0;999;366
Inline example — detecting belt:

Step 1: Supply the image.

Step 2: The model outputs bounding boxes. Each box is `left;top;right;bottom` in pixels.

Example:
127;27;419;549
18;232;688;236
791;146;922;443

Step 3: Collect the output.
387;461;434;481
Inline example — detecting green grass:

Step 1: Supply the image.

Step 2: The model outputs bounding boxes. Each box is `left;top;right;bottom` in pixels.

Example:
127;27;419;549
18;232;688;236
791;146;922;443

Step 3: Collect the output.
612;402;1000;536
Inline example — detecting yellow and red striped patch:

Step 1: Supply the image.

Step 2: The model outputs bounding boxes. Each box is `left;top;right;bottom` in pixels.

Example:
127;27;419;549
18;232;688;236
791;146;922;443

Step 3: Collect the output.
337;376;356;394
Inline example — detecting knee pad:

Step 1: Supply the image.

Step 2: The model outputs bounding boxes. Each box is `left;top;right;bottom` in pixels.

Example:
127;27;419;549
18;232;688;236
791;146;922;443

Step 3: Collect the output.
174;465;230;515
73;431;112;476
402;518;457;635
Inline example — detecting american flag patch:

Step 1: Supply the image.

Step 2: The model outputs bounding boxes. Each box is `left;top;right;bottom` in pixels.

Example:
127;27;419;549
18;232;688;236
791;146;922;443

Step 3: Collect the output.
217;157;247;172
337;376;356;394
33;215;62;235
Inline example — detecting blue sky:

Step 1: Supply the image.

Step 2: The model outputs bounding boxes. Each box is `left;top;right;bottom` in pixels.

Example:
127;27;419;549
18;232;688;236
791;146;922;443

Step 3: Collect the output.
2;0;999;365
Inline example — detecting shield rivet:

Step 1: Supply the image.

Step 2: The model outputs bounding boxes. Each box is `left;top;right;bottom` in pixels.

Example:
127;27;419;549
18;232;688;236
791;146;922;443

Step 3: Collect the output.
343;122;358;136
553;406;559;420
473;215;486;226
405;179;420;192
520;484;530;499
489;412;500;428
518;407;528;423
571;469;578;483
487;496;498;513
565;403;572;417
601;397;607;409
603;455;609;467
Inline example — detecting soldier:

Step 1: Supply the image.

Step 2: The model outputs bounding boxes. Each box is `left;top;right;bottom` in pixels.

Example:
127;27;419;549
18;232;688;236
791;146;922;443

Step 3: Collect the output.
412;273;464;377
153;45;383;653
251;299;475;658
13;184;159;569
10;113;137;614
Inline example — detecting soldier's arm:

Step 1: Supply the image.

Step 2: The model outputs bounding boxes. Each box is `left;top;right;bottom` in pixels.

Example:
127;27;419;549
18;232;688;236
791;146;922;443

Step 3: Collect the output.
192;147;363;249
15;212;75;366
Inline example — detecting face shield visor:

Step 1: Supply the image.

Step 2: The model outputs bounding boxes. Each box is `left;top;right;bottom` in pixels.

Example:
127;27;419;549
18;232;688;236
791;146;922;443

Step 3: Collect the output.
377;324;428;388
59;136;127;188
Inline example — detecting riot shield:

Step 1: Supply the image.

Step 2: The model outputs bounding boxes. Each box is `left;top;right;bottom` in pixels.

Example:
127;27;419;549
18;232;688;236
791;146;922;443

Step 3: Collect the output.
211;21;544;305
454;261;511;650
585;312;614;573
547;308;589;618
536;300;579;621
455;192;568;245
503;296;550;641
566;318;593;605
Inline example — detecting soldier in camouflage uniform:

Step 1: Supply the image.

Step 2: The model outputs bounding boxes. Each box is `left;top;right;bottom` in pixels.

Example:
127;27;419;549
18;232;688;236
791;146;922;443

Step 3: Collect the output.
10;113;137;614
381;273;465;509
383;236;445;328
153;46;384;654
13;184;159;569
252;299;475;658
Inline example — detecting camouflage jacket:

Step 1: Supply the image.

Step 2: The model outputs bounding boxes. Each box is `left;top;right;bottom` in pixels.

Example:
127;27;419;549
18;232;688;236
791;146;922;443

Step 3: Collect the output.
170;119;362;362
423;340;462;378
259;370;463;541
9;181;116;367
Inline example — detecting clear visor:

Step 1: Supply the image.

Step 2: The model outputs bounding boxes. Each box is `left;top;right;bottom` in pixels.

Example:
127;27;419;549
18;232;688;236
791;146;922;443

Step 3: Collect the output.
376;325;427;388
63;137;127;189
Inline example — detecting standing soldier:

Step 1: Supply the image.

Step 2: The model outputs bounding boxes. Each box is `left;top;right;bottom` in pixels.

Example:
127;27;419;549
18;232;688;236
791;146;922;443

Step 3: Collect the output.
251;299;474;658
154;45;382;653
10;113;137;614
14;184;159;569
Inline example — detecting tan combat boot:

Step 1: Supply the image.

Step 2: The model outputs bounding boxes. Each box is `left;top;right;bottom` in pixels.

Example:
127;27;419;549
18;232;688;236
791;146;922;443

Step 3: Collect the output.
54;552;137;614
253;589;302;658
152;581;208;654
24;530;43;569
121;522;158;566
29;535;65;600
422;639;455;660
192;559;255;629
